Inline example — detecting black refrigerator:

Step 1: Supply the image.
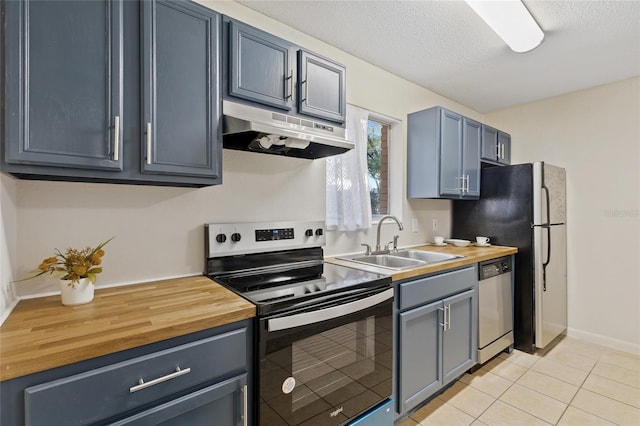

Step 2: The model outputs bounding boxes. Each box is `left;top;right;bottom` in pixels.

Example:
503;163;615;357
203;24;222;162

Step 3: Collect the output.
452;162;567;353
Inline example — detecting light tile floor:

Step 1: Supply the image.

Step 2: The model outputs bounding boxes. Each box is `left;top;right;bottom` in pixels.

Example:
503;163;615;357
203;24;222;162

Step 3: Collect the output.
397;336;640;426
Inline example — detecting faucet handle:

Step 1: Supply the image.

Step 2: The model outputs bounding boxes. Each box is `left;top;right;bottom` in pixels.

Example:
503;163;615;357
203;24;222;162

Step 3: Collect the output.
384;240;394;251
360;243;371;255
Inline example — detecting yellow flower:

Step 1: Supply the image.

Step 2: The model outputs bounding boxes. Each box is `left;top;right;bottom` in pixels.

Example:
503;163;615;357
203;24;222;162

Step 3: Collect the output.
72;265;87;277
14;237;113;285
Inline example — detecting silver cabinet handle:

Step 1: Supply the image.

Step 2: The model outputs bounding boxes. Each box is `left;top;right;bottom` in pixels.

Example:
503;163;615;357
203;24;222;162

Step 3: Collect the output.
146;122;152;165
113;116;120;161
439;306;447;330
241;384;248;426
501;143;506;159
466;175;470;193
447;304;452;330
301;72;309;104
285;70;293;99
458;176;466;193
497;143;501;159
129;366;191;393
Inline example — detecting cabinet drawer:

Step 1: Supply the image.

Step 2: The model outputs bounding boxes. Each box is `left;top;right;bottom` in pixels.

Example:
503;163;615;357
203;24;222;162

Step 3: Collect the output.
398;266;476;311
25;327;247;426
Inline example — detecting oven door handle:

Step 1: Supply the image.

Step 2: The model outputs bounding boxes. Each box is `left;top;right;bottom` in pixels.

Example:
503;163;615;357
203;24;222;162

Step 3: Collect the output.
267;288;394;332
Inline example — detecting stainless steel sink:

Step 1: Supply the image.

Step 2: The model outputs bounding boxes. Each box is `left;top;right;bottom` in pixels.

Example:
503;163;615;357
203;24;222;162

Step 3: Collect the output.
343;254;425;270
392;250;462;263
338;250;462;270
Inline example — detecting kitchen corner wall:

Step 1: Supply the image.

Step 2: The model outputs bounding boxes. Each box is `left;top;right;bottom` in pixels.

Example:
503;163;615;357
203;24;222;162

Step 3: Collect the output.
0;0;480;319
0;174;18;320
486;77;640;354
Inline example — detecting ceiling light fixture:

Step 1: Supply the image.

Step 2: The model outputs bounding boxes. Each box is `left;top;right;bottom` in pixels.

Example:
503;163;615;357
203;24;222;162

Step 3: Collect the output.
465;0;544;53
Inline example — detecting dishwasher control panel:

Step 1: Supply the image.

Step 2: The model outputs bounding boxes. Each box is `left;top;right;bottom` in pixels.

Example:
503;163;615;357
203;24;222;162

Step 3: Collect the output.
479;256;512;280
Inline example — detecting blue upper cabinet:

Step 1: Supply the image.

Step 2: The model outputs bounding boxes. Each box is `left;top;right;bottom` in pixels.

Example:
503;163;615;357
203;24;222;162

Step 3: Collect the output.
438;110;464;197
498;131;511;164
228;20;294;111
225;18;347;125
462;117;481;197
298;50;346;124
4;0;124;171
481;124;511;165
141;0;222;180
407;107;481;200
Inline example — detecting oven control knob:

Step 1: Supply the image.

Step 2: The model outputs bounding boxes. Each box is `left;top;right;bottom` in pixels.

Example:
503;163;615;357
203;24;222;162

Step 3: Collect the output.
305;229;314;237
215;233;227;243
315;228;324;236
231;233;242;242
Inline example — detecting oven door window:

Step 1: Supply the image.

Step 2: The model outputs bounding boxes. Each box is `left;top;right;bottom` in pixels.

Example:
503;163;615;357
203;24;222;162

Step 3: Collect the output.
259;298;392;425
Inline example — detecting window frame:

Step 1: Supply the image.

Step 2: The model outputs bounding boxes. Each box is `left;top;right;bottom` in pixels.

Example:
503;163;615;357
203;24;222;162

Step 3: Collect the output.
366;111;402;225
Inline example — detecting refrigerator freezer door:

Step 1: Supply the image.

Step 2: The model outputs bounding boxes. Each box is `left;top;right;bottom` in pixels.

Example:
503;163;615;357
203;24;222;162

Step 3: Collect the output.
533;224;567;348
533;162;567;226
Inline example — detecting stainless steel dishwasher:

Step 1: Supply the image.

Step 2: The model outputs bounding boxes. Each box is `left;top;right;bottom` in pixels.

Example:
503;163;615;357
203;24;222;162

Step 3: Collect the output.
478;256;514;363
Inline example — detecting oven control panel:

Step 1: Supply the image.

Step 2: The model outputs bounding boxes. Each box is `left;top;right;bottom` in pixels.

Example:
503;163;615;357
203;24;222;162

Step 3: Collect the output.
255;228;295;241
206;220;326;257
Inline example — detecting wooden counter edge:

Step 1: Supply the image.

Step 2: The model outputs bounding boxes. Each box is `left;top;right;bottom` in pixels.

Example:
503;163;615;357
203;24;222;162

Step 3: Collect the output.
0;276;256;382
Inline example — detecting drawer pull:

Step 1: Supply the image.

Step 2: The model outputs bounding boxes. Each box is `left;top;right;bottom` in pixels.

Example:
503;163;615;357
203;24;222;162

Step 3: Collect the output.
129;366;191;393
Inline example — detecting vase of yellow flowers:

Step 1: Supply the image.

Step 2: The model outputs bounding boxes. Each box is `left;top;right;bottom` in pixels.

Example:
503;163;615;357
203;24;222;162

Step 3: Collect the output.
24;238;113;306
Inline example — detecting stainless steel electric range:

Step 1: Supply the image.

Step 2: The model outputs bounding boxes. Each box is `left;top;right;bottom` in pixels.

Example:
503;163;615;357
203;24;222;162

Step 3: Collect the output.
205;221;394;426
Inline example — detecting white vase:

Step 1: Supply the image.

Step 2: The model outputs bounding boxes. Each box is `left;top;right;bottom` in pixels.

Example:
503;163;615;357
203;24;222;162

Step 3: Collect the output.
60;278;94;306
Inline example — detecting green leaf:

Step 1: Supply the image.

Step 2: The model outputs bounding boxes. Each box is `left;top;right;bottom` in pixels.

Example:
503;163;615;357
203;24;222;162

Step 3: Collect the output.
87;274;97;285
87;267;103;275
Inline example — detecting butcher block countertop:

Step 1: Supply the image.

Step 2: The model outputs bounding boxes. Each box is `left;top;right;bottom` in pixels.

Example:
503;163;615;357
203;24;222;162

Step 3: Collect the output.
327;244;517;281
0;276;255;382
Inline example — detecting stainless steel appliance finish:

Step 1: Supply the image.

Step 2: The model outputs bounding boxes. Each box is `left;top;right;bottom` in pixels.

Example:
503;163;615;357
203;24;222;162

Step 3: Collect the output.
205;221;393;425
452;162;567;353
222;101;354;159
478;256;514;364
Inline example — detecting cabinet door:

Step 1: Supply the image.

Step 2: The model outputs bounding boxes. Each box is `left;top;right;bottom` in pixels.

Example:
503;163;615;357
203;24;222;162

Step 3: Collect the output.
398;300;443;414
141;0;221;179
442;289;476;384
229;21;293;110
5;0;123;170
110;375;247;426
481;124;498;162
439;109;463;197
462;118;481;198
297;50;346;124
498;131;511;164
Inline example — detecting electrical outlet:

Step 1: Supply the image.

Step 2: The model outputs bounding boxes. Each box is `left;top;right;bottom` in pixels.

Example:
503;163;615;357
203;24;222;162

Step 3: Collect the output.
432;219;439;232
412;218;419;233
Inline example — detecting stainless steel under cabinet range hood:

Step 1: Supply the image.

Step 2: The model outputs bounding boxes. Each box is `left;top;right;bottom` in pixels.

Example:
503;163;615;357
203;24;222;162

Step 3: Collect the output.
222;101;354;159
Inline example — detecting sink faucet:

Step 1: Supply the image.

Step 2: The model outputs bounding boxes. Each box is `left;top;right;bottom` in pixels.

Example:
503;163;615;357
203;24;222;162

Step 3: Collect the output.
375;215;404;253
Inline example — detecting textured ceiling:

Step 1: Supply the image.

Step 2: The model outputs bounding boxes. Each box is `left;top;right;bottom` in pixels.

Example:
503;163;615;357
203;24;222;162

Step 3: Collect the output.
238;0;640;113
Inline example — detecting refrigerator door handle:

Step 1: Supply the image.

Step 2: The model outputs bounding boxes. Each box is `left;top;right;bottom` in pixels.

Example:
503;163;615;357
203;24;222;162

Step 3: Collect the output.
542;225;552;291
541;185;551;226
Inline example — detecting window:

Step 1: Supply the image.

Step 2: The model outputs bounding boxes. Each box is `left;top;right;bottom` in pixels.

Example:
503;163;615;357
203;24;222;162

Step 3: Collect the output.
367;119;390;217
326;105;401;231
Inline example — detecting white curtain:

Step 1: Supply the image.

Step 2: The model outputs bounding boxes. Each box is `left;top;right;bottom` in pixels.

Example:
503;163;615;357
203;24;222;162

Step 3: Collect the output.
326;104;372;231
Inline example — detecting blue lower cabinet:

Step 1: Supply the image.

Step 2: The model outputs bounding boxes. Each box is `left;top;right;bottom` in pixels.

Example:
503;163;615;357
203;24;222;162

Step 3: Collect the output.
348;399;393;426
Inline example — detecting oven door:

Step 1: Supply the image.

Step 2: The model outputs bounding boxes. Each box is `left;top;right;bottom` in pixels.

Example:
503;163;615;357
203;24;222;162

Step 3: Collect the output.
258;287;393;426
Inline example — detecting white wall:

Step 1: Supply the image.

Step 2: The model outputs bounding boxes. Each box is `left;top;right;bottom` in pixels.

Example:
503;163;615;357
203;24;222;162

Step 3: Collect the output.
486;77;640;353
0;0;480;314
0;174;18;321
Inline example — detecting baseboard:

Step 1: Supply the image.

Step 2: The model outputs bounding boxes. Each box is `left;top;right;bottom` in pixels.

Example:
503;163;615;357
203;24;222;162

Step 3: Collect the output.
0;297;20;327
566;327;640;356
